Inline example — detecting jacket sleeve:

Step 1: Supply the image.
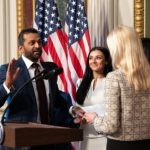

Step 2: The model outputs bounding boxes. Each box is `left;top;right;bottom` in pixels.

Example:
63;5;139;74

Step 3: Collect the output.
53;91;79;128
0;64;10;107
93;72;121;134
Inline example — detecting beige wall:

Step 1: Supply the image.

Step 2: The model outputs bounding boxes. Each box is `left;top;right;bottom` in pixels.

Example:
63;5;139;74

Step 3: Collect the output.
0;0;17;65
117;0;134;27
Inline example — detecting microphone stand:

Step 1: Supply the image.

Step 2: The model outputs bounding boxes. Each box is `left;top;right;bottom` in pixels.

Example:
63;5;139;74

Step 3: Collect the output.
1;69;46;123
0;69;46;144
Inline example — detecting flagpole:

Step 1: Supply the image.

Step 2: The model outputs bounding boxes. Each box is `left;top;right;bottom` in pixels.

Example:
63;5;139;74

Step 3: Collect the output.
32;0;35;21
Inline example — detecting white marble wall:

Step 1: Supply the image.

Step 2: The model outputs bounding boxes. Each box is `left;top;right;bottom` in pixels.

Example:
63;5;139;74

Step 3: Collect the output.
0;0;17;65
117;0;134;27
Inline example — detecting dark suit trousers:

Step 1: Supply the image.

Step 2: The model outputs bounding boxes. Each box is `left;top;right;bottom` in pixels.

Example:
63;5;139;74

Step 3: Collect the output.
30;143;72;150
107;138;150;150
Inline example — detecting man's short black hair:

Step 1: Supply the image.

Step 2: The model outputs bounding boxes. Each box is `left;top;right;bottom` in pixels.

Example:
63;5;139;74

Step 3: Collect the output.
18;28;40;46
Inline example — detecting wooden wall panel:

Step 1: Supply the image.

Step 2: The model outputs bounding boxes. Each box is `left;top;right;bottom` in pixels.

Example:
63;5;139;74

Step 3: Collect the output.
23;0;34;28
17;0;34;35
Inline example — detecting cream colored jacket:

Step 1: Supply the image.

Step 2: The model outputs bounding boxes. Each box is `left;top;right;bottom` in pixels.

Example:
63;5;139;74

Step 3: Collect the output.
93;70;150;141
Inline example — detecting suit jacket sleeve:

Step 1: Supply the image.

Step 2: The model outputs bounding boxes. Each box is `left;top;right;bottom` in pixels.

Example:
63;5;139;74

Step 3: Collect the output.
93;72;121;134
0;64;10;107
53;91;79;128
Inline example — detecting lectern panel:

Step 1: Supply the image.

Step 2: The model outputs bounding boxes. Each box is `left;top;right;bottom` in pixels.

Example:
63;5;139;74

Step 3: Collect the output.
2;122;83;148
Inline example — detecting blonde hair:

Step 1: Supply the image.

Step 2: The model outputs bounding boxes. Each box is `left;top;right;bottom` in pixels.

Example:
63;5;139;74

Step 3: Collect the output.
107;26;150;90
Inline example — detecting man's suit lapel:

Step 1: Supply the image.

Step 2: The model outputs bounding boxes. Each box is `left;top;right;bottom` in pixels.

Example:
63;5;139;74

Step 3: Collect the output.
15;57;36;102
17;57;30;82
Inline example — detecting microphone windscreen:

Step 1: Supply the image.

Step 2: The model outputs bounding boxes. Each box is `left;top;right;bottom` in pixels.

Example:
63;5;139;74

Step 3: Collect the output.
44;67;63;79
55;67;63;74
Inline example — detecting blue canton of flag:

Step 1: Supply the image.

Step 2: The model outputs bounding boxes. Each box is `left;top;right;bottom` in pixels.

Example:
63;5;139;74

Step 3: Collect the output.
34;0;69;92
35;0;62;45
66;0;88;47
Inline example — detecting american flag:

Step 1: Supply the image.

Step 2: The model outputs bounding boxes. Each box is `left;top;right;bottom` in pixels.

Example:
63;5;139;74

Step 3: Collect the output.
34;0;90;149
34;0;68;92
64;0;91;101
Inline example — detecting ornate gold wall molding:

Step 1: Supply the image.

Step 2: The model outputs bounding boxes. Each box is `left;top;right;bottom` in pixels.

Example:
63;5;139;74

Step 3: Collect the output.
16;0;34;35
16;0;24;56
134;0;144;37
16;0;33;56
16;0;24;35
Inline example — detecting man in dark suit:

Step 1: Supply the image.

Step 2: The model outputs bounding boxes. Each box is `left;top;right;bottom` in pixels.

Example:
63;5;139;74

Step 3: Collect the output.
0;28;80;150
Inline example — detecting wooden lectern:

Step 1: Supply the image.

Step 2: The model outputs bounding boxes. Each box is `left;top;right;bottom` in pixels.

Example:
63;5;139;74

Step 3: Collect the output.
2;122;83;148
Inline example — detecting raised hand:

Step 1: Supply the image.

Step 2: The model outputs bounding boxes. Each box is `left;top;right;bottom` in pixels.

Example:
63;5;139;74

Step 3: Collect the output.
4;58;20;89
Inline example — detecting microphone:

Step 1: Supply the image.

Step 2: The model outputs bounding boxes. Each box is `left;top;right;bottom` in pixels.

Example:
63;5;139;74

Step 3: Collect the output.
2;69;46;121
0;67;63;144
0;69;46;144
0;67;62;123
43;67;63;79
